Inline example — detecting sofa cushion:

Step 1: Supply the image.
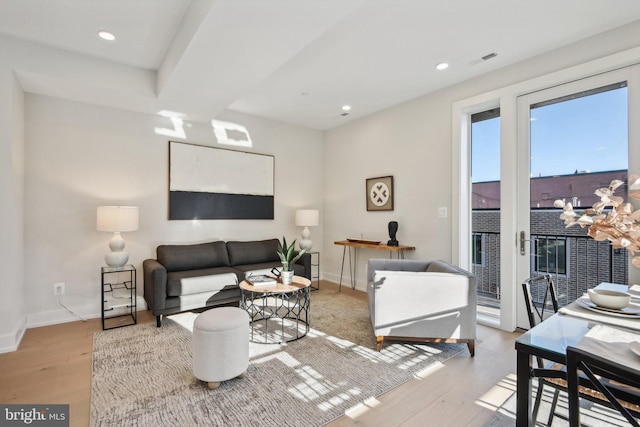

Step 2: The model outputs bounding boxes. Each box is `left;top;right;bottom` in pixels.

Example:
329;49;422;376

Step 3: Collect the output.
157;241;230;272
226;239;280;266
167;268;240;297
162;288;241;311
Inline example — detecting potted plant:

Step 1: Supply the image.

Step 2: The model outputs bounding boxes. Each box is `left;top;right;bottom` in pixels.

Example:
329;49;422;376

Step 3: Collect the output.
277;236;306;284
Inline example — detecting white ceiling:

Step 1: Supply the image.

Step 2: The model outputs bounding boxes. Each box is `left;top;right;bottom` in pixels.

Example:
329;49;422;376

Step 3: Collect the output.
2;0;640;130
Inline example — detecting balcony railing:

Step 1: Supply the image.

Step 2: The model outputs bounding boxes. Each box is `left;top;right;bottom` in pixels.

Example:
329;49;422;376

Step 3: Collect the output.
472;231;628;309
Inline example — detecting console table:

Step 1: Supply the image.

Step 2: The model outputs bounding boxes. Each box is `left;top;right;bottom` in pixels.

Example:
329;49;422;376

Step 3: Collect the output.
334;240;416;291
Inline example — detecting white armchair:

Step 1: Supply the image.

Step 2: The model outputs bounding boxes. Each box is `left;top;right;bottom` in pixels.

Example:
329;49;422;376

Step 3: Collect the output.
367;258;477;356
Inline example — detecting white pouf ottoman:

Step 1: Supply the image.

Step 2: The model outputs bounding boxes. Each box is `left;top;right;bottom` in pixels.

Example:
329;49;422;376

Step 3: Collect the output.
192;306;250;390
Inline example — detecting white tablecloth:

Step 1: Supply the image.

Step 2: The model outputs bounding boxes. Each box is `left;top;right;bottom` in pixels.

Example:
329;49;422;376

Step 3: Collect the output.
574;324;640;371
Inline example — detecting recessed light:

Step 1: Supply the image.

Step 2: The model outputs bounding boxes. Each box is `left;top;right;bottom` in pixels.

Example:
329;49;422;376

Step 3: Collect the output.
435;62;449;71
98;30;116;41
342;105;352;111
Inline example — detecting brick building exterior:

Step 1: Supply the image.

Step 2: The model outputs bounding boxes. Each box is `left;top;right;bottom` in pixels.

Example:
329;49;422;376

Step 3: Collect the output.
472;170;629;307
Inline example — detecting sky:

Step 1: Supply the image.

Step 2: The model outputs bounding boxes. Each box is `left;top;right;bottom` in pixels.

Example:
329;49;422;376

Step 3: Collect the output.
471;85;628;183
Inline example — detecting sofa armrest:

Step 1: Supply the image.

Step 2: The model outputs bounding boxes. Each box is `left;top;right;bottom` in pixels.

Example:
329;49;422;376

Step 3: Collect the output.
143;259;168;312
295;252;312;280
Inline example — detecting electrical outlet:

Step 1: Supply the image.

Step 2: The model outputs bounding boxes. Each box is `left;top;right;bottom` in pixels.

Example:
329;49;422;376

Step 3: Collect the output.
438;207;448;218
53;282;65;295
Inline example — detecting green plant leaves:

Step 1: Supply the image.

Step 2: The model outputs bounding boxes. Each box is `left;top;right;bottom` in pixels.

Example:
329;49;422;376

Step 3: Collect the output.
276;235;306;271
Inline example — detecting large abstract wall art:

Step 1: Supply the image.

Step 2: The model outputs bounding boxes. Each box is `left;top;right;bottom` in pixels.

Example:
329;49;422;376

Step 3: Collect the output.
169;141;275;220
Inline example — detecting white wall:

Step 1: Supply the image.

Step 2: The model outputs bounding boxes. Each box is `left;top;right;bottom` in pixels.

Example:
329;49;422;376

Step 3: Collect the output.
24;95;323;327
322;20;640;290
0;68;26;353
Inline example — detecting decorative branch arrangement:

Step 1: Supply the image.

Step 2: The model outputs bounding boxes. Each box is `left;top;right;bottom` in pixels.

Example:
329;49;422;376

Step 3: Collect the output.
554;174;640;268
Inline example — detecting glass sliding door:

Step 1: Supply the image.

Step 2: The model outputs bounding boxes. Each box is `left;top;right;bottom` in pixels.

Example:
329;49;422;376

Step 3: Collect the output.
516;70;631;329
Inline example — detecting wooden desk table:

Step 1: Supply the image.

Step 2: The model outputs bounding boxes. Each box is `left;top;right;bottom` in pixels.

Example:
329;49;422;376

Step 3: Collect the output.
334;240;416;291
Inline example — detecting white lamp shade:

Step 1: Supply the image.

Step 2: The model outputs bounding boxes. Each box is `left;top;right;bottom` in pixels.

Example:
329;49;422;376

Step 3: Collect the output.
97;206;139;232
295;209;319;227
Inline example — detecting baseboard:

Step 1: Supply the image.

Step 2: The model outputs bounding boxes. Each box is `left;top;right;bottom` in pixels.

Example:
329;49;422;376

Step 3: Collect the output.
0;315;27;354
321;273;366;292
26;296;147;328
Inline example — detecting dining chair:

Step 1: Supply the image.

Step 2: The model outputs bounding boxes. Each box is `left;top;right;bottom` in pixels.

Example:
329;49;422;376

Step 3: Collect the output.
566;346;640;427
521;274;564;425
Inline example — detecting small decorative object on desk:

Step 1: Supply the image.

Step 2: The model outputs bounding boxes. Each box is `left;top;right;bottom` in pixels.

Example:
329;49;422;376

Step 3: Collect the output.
387;221;399;246
346;238;381;244
555;174;640;268
276;236;305;285
246;274;277;287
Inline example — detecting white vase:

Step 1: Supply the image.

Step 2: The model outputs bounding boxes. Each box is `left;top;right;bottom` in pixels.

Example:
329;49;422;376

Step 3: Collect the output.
281;270;294;285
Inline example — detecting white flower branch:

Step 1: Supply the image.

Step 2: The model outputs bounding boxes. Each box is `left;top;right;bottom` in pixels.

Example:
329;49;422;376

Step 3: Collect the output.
554;174;640;268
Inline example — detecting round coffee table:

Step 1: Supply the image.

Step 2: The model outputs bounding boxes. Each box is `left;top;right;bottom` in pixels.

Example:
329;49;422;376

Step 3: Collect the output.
239;275;311;344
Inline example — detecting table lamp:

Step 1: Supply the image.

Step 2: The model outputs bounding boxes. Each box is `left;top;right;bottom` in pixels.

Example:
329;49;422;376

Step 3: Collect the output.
97;206;139;267
295;209;319;250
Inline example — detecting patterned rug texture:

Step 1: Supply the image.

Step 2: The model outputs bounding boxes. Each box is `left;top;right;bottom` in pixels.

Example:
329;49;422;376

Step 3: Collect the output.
91;289;465;426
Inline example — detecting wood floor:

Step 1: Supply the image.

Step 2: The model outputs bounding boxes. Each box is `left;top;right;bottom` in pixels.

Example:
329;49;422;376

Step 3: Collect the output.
0;281;521;427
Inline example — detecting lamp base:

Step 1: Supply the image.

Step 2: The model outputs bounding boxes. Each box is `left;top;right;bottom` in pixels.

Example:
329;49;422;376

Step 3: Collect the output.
105;251;129;267
299;239;313;251
105;231;129;267
299;226;313;250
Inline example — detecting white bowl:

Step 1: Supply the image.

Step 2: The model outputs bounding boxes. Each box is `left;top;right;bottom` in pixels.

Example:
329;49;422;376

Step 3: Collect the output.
587;288;631;310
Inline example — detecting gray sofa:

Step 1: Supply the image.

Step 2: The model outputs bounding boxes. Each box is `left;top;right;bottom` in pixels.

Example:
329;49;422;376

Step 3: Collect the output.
367;258;477;355
144;238;310;326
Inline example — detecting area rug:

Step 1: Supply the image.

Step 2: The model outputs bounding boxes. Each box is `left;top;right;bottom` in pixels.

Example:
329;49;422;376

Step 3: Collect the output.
91;289;465;426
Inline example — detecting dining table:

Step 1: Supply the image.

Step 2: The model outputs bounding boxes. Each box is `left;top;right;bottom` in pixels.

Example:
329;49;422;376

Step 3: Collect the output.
515;282;640;426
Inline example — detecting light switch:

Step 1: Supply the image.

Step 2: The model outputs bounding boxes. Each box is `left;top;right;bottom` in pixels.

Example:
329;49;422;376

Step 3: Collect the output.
438;207;448;218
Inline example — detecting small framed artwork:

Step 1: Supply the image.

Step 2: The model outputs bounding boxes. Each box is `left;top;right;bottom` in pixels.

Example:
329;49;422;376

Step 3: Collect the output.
366;176;394;211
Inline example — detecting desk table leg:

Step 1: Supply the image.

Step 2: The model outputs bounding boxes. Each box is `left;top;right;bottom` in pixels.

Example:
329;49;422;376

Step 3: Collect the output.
338;246;357;291
389;250;405;259
516;349;533;426
349;247;356;289
339;246;346;292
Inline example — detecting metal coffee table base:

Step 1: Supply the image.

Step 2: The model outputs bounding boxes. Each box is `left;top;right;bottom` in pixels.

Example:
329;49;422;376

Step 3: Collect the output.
241;287;310;344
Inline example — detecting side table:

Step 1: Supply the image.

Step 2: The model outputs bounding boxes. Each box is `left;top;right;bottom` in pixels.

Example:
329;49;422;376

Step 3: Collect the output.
239;276;311;344
101;265;137;330
308;251;320;290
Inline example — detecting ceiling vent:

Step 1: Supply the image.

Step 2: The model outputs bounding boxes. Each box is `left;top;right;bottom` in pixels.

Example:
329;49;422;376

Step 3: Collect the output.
470;52;498;66
481;52;497;61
